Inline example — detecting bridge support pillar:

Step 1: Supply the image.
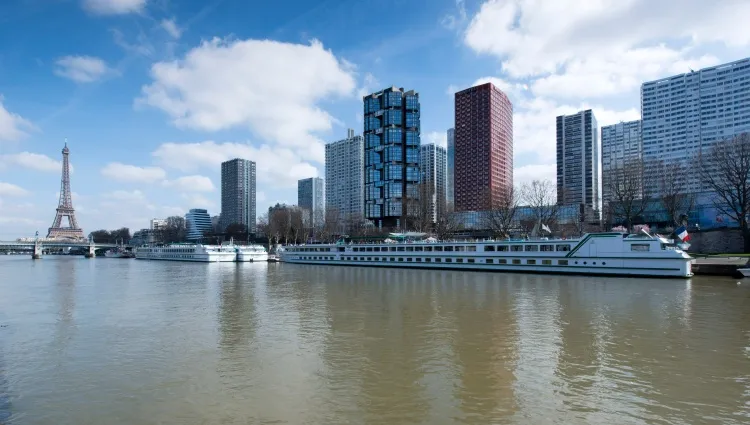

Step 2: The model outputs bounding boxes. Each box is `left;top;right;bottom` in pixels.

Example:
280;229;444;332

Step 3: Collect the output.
32;241;42;260
84;243;95;258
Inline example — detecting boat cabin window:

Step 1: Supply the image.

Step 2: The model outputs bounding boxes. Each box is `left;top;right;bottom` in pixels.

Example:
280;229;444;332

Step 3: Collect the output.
540;245;554;252
511;245;523;252
390;247;397;251
415;246;423;252
467;246;477;252
366;247;373;252
455;246;464;252
484;245;495;252
525;245;538;252
631;244;650;252
444;246;454;252
397;247;405;251
498;245;509;252
406;247;414;252
434;246;443;252
424;247;432;252
556;244;571;252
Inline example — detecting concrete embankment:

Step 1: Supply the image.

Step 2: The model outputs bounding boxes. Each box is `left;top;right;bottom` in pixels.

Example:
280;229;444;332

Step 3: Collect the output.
692;257;748;277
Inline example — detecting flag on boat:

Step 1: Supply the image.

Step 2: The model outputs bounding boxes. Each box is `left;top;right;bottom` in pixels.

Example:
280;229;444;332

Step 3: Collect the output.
675;226;691;242
542;224;551;233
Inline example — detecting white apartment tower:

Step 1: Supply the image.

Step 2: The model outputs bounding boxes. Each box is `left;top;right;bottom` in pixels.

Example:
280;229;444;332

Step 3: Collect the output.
601;120;642;205
325;129;365;224
641;57;750;196
419;143;448;223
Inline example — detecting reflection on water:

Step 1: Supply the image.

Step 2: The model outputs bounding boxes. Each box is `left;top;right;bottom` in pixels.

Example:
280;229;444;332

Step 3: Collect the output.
1;257;749;424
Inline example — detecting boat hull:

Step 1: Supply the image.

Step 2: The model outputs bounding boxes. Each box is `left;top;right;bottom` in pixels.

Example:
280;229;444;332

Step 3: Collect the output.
279;257;691;278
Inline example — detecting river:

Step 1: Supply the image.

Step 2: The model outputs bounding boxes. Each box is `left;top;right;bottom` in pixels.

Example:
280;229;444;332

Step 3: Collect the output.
1;256;749;424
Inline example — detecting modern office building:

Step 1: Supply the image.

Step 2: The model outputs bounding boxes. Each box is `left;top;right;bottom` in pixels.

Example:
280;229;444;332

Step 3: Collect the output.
419;143;448;223
298;177;324;225
220;158;256;234
149;218;166;230
454;82;513;212
556;109;600;212
641;57;750;196
446;128;455;208
325;129;365;225
601;120;642;204
363;86;421;228
185;208;212;241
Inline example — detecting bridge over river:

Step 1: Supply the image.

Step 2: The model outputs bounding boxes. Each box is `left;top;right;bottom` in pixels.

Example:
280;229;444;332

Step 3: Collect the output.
0;240;121;258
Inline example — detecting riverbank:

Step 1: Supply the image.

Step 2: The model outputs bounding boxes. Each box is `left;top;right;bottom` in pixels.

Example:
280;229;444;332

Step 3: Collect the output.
692;257;749;277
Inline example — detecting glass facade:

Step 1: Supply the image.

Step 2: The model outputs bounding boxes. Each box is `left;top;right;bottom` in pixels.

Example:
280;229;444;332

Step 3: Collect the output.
185;208;213;241
363;87;421;228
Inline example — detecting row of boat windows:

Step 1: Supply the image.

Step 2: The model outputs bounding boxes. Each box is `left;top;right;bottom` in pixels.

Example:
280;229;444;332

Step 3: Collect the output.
140;249;194;253
292;256;608;267
288;244;574;253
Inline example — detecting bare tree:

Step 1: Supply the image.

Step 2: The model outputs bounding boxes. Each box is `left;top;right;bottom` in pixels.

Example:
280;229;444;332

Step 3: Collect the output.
701;133;750;252
521;180;558;233
482;187;519;238
407;182;434;233
434;212;461;240
256;212;270;239
269;206;290;245
290;208;305;244
606;158;648;231
656;160;695;228
316;208;341;243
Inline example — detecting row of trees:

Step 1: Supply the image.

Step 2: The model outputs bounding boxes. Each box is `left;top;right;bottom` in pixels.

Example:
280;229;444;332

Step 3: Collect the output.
88;227;132;244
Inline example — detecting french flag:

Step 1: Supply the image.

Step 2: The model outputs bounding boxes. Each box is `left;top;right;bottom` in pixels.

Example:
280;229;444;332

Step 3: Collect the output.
676;226;691;242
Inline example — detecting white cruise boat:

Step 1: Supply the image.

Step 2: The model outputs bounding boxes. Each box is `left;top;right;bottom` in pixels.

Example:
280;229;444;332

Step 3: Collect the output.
104;247;134;258
234;244;269;262
280;232;693;278
135;244;236;262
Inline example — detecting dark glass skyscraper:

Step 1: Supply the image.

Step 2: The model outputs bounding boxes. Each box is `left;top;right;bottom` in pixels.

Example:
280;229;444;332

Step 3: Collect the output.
556;110;599;211
363;87;420;229
220;158;256;234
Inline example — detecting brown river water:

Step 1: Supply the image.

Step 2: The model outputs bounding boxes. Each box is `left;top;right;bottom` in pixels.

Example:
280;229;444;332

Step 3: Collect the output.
1;256;749;424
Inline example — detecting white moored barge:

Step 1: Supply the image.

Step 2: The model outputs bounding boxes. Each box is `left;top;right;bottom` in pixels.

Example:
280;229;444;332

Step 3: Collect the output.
279;232;693;278
135;244;237;262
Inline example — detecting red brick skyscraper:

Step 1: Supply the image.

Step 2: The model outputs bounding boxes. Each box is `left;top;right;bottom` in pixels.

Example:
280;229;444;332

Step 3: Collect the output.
454;82;513;211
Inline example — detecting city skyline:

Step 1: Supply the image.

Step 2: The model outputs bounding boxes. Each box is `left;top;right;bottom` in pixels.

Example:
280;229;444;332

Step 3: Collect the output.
1;0;748;237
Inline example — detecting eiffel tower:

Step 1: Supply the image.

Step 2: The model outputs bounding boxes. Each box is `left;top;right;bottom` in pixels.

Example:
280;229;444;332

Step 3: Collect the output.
47;141;85;240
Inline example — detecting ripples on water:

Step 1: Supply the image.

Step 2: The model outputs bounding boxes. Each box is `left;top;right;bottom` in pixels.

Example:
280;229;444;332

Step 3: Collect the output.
1;256;749;424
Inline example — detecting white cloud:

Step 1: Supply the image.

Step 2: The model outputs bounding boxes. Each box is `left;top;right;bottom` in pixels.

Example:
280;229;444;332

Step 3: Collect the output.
163;175;215;192
0;152;61;172
152;141;319;188
356;72;379;98
514;164;556;188
465;0;750;79
82;0;146;15
0;182;30;197
160;18;182;39
422;131;448;149
180;193;215;210
0;97;35;142
441;0;468;30
103;189;147;202
54;56;112;83
100;162;166;183
137;38;356;163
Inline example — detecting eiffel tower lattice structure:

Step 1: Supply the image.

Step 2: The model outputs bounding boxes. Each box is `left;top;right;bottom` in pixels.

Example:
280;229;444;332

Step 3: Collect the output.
47;141;85;240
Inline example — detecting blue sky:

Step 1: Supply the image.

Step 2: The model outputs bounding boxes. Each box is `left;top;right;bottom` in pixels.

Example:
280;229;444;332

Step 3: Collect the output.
1;0;749;238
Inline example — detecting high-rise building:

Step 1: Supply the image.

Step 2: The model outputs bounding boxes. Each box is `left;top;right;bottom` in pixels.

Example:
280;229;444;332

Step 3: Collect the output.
150;218;166;230
454;82;513;212
185;208;212;241
419;143;447;223
601;120;642;205
446;128;455;207
556;109;600;211
641;57;750;196
221;158;256;233
325;129;365;224
363;87;421;228
298;177;324;225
